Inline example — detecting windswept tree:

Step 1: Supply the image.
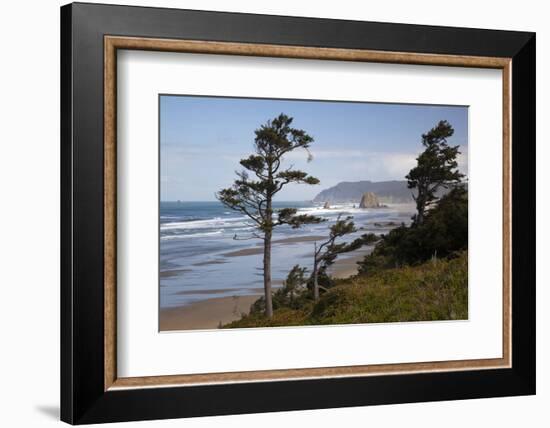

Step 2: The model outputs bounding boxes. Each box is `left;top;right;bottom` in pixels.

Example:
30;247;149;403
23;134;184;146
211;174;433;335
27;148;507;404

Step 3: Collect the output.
311;215;359;300
406;120;464;225
217;114;323;318
279;265;309;307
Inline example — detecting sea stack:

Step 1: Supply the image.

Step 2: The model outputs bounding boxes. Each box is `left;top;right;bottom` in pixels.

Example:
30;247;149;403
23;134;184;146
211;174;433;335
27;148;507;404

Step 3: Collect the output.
359;192;380;208
323;201;330;209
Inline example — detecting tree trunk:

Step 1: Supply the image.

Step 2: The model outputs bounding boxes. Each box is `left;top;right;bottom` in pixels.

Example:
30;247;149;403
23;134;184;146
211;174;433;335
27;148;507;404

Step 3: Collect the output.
416;207;424;225
263;229;273;318
415;189;426;225
313;244;319;301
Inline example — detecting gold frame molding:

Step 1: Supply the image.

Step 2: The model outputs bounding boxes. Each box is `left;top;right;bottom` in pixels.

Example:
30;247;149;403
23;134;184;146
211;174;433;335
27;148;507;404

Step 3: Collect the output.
104;36;512;391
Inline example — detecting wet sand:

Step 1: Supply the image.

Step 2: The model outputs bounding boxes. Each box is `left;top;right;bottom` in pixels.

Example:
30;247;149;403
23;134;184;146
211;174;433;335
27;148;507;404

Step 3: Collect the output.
159;246;372;331
328;246;374;279
160;268;191;278
221;235;326;258
160;294;261;331
159;209;408;330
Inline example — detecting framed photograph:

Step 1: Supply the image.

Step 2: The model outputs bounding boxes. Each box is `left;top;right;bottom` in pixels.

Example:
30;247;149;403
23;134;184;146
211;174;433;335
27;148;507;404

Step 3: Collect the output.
61;2;535;424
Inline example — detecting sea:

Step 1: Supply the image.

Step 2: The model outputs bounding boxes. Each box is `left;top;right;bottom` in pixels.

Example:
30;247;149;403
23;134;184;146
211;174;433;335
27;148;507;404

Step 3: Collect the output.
160;201;415;309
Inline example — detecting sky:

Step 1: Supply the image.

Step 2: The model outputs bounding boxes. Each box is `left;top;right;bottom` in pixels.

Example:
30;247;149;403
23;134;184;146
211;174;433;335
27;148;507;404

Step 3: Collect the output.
160;95;468;201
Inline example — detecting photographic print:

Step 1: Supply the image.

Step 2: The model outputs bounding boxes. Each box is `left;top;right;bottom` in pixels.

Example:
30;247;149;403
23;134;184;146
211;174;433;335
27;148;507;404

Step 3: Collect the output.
159;95;468;331
62;7;534;421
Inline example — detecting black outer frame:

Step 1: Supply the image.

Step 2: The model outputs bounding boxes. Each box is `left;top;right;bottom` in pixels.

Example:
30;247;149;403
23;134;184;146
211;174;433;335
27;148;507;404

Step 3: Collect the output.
60;2;536;424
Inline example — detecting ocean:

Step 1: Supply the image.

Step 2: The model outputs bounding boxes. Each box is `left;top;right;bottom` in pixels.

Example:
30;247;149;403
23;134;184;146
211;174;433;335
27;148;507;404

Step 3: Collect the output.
160;201;415;309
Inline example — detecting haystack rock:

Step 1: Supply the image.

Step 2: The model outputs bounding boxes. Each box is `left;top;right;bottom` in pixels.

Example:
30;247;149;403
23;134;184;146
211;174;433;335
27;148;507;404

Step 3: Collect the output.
323;201;330;209
359;192;380;208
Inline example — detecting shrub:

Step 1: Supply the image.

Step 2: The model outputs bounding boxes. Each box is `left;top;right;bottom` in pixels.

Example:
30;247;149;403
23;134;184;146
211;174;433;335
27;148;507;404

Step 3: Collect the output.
225;252;468;328
358;185;467;274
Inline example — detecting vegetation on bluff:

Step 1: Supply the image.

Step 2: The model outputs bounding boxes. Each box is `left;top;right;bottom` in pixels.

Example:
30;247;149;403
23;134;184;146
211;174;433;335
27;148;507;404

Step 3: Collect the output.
358;185;467;273
223;119;468;328
224;251;468;328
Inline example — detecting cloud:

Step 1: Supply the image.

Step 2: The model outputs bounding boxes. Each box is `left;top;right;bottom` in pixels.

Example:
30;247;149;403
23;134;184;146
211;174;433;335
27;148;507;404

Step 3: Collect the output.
344;145;468;181
284;148;372;161
347;152;417;181
163;140;241;158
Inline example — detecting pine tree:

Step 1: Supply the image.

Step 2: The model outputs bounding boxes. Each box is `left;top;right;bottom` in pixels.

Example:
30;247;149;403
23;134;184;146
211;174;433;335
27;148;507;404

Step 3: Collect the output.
217;114;323;317
406;120;464;225
311;215;358;300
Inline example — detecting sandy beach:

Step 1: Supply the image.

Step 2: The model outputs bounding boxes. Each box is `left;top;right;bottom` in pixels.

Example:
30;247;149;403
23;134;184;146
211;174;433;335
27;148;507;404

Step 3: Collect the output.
330;246;375;278
158;200;414;331
160;294;262;331
159;245;373;331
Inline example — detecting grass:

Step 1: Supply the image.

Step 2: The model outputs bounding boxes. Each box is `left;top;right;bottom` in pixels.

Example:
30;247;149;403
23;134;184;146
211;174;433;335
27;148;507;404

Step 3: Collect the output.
223;251;468;328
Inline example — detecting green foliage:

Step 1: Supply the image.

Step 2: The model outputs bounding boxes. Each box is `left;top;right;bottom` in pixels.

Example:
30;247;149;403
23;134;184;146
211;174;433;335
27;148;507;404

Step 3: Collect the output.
306;267;334;293
314;216;358;270
280;265;309;303
277;208;326;229
250;265;311;314
216;113;323;233
310;215;363;300
406;120;465;224
224;252;468;328
216;114;323;317
219;116;468;323
357;186;468;274
310;252;468;324
360;232;380;245
227;307;311;328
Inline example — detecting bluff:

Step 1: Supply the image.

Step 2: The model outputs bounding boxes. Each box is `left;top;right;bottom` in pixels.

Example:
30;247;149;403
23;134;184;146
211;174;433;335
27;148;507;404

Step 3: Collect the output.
313;180;413;204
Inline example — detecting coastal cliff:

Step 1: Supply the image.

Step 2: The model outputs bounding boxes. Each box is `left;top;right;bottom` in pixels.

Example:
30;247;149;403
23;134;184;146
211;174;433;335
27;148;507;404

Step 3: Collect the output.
313;180;413;204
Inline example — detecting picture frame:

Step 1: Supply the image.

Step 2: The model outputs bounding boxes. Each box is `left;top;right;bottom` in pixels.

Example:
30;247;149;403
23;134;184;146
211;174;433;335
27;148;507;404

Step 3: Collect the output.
60;2;535;424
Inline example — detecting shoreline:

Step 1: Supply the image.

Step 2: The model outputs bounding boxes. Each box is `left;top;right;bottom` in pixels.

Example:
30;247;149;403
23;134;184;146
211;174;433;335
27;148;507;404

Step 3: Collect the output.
160;294;261;331
160;246;371;331
328;246;374;279
221;235;326;258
